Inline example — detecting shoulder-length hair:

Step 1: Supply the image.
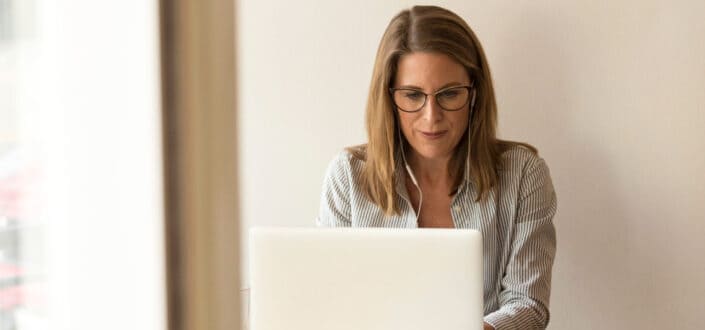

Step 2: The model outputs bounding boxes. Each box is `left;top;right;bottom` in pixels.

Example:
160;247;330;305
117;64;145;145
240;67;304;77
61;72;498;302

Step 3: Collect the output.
349;5;536;216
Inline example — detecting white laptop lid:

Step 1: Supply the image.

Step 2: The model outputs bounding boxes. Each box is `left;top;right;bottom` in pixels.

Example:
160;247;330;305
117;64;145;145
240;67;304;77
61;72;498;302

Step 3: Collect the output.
249;227;483;330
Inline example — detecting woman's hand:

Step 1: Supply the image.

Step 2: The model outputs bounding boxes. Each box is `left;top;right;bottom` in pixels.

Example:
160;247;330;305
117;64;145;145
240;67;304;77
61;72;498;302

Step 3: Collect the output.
483;322;495;330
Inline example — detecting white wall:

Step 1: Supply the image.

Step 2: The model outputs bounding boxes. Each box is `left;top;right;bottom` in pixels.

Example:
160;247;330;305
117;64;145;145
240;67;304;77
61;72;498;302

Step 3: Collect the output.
237;1;705;328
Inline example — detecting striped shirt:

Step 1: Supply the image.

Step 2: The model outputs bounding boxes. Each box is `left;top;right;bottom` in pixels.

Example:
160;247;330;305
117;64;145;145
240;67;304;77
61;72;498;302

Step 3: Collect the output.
316;145;557;330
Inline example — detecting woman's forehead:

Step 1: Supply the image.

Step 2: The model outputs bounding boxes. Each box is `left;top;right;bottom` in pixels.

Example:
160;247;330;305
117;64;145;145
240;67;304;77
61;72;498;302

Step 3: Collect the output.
395;51;469;89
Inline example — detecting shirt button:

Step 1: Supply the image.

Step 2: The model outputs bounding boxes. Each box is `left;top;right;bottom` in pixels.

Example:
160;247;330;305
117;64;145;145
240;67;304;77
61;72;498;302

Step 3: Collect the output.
453;205;461;212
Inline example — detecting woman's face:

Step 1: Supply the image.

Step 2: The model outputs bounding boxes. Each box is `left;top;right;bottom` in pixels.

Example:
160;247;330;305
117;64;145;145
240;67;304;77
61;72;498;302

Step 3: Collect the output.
393;51;471;162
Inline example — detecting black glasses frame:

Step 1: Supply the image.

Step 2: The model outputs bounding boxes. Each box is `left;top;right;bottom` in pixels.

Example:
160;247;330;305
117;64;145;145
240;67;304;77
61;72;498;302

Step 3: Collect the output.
388;85;475;113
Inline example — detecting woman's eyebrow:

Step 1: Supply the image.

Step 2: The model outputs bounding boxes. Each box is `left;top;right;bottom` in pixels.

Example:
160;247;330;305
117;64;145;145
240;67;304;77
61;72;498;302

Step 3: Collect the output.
396;82;467;91
436;82;468;90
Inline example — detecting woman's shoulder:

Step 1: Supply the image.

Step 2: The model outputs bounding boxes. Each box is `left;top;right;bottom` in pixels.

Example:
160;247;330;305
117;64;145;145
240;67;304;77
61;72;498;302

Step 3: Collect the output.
498;141;550;177
324;144;367;181
344;144;368;162
497;141;557;213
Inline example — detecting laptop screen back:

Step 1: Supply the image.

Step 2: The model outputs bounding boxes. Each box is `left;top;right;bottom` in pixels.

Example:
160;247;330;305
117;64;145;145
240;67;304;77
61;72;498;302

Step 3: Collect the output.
249;227;483;330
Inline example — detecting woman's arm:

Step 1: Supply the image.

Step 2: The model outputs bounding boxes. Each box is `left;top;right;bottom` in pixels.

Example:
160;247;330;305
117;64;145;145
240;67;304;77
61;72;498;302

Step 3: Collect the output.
316;152;353;227
484;157;558;329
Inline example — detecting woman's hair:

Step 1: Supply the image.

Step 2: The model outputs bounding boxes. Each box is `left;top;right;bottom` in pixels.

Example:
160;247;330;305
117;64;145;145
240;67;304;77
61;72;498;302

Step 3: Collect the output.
348;5;536;215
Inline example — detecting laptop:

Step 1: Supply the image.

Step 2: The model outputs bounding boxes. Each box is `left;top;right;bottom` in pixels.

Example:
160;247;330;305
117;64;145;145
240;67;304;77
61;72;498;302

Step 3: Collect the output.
248;227;484;330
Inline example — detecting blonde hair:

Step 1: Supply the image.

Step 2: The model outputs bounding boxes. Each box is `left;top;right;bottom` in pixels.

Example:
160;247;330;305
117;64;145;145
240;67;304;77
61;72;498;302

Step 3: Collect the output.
349;5;536;215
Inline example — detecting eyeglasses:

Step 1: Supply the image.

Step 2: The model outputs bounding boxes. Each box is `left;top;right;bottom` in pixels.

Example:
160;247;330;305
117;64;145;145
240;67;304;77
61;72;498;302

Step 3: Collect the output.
389;85;475;113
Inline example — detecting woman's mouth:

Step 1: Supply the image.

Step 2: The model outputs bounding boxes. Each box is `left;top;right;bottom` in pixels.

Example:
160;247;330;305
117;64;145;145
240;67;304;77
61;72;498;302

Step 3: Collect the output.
419;130;448;140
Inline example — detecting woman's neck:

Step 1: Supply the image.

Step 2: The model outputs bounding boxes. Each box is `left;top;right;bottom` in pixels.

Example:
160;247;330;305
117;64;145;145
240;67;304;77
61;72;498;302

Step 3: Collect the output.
407;151;453;187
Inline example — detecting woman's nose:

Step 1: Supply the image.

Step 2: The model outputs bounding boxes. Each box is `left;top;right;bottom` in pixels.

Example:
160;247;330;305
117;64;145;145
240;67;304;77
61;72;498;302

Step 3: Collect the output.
420;96;444;122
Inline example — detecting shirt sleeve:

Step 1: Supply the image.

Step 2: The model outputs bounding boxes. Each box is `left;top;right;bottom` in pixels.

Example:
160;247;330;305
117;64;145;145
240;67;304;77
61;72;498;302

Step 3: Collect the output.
484;157;558;330
316;152;353;227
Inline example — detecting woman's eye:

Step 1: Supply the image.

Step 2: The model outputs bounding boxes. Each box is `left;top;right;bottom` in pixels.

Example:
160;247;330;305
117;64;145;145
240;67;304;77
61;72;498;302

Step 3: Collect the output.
440;91;459;98
404;91;423;99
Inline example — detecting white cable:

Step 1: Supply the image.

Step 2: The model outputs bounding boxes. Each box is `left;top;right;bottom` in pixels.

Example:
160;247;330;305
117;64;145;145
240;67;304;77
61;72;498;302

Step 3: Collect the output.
397;123;423;224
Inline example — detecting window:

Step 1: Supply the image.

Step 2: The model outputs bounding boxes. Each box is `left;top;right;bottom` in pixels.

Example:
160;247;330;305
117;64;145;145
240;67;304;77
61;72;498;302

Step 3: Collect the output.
0;1;166;329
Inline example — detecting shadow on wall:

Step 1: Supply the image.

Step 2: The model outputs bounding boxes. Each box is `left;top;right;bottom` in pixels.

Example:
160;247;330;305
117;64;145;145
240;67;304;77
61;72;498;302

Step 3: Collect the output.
492;6;678;329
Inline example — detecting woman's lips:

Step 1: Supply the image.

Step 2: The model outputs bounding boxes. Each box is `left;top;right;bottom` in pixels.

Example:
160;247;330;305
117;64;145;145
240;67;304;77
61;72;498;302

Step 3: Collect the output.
419;130;448;139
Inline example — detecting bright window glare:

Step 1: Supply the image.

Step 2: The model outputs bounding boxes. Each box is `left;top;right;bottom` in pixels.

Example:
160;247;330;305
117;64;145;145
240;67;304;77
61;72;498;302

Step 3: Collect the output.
0;1;165;330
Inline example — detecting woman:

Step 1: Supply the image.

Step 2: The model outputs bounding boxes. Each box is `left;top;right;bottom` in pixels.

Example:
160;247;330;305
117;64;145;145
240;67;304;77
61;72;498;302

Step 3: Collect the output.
317;5;557;330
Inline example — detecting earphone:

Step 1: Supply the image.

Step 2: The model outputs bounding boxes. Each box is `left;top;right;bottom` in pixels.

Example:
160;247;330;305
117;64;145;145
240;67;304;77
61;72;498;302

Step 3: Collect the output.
397;122;423;224
470;88;477;110
405;163;419;186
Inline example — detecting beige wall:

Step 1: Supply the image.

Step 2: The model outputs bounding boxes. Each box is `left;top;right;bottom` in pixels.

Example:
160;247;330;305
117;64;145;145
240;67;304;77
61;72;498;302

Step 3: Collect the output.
237;1;705;328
